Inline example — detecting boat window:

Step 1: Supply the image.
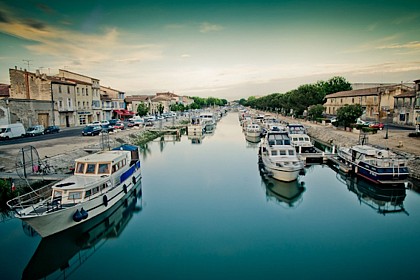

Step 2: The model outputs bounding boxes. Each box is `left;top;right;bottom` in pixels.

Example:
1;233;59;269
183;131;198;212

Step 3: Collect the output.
86;163;96;174
271;150;277;156
304;137;310;141
280;150;287;155
288;150;295;155
98;163;110;174
113;164;119;171
92;187;99;194
69;191;82;200
101;184;107;191
76;163;85;174
85;190;91;198
53;190;62;198
298;137;304;141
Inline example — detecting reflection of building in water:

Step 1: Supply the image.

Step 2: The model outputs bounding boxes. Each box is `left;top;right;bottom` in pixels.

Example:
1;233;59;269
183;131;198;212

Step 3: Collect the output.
262;174;306;208
343;174;408;215
22;182;142;280
188;135;205;144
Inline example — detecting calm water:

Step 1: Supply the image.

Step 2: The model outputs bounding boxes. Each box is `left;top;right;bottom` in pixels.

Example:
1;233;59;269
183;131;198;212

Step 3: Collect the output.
1;112;420;280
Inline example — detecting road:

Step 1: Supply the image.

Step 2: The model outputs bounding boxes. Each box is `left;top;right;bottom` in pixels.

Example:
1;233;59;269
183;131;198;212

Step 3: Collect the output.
0;127;82;146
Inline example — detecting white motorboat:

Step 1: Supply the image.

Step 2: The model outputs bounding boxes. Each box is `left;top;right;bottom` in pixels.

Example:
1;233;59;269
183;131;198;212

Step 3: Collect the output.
245;123;262;143
258;130;304;182
7;144;142;237
200;112;216;131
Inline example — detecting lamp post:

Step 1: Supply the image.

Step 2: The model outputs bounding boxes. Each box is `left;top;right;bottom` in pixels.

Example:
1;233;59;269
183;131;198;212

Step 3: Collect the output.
384;110;390;139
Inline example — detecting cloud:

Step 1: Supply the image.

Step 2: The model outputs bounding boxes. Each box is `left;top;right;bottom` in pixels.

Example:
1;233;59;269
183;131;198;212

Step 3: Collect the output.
393;14;419;25
0;11;163;70
199;22;224;33
376;41;420;50
0;10;10;23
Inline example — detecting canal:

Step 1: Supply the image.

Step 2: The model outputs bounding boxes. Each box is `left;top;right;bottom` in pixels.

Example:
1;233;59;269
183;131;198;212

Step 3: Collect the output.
1;112;420;279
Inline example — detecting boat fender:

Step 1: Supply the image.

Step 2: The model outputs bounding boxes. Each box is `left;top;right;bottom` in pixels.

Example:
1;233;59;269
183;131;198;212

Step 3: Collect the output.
123;184;127;194
80;208;88;220
132;176;136;184
73;209;83;222
103;195;108;207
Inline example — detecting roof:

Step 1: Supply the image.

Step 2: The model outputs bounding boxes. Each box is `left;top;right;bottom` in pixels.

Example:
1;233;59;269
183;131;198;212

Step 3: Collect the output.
58;69;99;81
64;78;92;86
75;150;129;163
112;144;139;151
151;95;173;101
326;84;410;98
125;95;152;102
156;92;179;98
394;90;416;98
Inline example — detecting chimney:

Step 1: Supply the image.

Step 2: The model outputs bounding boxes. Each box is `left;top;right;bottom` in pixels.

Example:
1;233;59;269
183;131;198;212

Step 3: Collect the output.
36;70;40;77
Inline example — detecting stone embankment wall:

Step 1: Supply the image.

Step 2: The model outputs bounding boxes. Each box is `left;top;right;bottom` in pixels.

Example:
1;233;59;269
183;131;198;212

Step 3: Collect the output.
306;125;420;181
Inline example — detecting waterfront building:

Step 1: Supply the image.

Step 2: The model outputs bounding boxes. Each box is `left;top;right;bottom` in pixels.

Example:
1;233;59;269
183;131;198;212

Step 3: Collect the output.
324;84;414;123
125;95;152;114
393;88;416;126
415;79;420;132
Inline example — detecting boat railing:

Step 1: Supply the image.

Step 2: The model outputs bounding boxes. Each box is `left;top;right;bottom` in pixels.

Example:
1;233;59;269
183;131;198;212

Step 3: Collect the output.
7;183;54;215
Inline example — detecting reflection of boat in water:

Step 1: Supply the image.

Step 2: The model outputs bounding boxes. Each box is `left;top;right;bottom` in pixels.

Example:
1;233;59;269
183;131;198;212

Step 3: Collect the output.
344;175;408;215
22;181;142;280
262;174;305;207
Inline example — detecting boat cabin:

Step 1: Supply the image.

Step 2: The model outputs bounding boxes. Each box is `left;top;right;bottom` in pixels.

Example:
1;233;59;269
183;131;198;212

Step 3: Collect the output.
267;132;291;146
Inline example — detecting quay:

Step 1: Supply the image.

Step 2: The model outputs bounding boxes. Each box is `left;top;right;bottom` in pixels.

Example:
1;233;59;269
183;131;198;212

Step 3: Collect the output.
0;172;69;180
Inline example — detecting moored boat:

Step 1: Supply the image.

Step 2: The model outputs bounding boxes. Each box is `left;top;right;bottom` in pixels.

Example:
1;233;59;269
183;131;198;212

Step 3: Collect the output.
258;130;304;182
7;144;142;237
187;116;205;136
337;144;410;185
245;123;262;143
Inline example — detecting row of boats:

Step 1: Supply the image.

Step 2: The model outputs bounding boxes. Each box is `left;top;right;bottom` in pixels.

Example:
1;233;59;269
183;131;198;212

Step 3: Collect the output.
240;111;411;186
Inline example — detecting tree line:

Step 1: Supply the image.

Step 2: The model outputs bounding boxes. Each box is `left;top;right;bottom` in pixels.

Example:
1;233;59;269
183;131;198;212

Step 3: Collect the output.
238;76;352;119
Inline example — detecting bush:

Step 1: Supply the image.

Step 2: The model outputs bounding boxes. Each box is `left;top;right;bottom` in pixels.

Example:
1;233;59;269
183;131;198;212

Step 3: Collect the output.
361;127;378;134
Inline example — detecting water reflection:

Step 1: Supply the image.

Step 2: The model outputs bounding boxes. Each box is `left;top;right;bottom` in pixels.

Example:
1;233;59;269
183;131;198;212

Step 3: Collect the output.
261;174;306;208
342;174;408;215
22;182;143;280
188;135;205;144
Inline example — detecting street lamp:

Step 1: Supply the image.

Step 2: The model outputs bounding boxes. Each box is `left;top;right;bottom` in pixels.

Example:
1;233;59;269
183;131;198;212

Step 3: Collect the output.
384;110;390;139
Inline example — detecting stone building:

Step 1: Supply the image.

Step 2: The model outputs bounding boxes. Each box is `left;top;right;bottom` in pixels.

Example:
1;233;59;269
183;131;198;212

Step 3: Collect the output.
50;78;76;127
324;84;414;123
125;95;152;114
414;79;420;132
100;86;126;120
393;89;416;126
150;94;175;115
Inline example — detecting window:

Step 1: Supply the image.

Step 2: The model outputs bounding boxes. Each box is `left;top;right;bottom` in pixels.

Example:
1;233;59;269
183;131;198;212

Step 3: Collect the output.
77;87;79;94
288;150;295;155
59;100;63;108
279;150;287;155
67;86;70;94
53;190;62;198
271;150;277;156
85;190;91;198
58;85;62;93
98;163;110;174
69;191;82;200
82;88;85;95
76;163;85;173
86;163;96;174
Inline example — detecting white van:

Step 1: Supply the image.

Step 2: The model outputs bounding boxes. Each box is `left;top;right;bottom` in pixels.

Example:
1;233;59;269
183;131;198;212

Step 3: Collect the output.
0;123;26;140
26;125;45;136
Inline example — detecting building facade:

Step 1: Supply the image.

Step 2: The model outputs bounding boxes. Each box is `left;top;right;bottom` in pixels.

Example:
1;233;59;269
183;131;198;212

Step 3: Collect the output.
324;84;413;123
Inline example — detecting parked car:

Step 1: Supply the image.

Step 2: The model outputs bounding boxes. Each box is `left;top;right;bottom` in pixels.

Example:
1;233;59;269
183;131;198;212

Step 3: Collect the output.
108;119;118;126
145;120;154;127
44;125;60;134
127;121;135;127
87;121;101;126
100;120;110;126
82;125;102;136
113;121;125;130
369;122;384;130
26;125;45;136
101;124;114;132
0;123;26;140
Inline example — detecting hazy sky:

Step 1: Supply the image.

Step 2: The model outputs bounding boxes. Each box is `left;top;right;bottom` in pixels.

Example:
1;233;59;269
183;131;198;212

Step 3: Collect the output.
0;0;419;100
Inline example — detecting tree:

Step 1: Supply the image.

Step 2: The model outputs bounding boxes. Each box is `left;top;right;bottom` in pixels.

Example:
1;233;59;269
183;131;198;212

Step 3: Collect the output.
137;102;149;116
336;104;364;128
157;103;164;115
308;104;325;120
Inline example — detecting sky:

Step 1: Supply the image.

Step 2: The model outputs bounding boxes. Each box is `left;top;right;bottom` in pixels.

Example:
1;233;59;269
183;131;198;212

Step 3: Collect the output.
0;0;419;100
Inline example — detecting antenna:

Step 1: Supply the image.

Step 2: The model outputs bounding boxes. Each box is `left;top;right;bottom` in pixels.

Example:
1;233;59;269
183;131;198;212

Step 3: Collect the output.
22;59;32;71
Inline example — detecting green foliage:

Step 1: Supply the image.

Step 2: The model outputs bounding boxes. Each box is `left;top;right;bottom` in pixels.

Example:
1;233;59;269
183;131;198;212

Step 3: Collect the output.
308;104;325;120
136;102;149;116
0;179;15;210
170;103;186;112
361;127;378;134
241;76;352;118
187;96;227;110
336;104;364;128
157;103;164;114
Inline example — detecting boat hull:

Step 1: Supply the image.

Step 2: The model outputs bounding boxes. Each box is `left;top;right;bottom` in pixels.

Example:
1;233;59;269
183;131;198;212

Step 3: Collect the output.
260;156;302;182
20;169;142;238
